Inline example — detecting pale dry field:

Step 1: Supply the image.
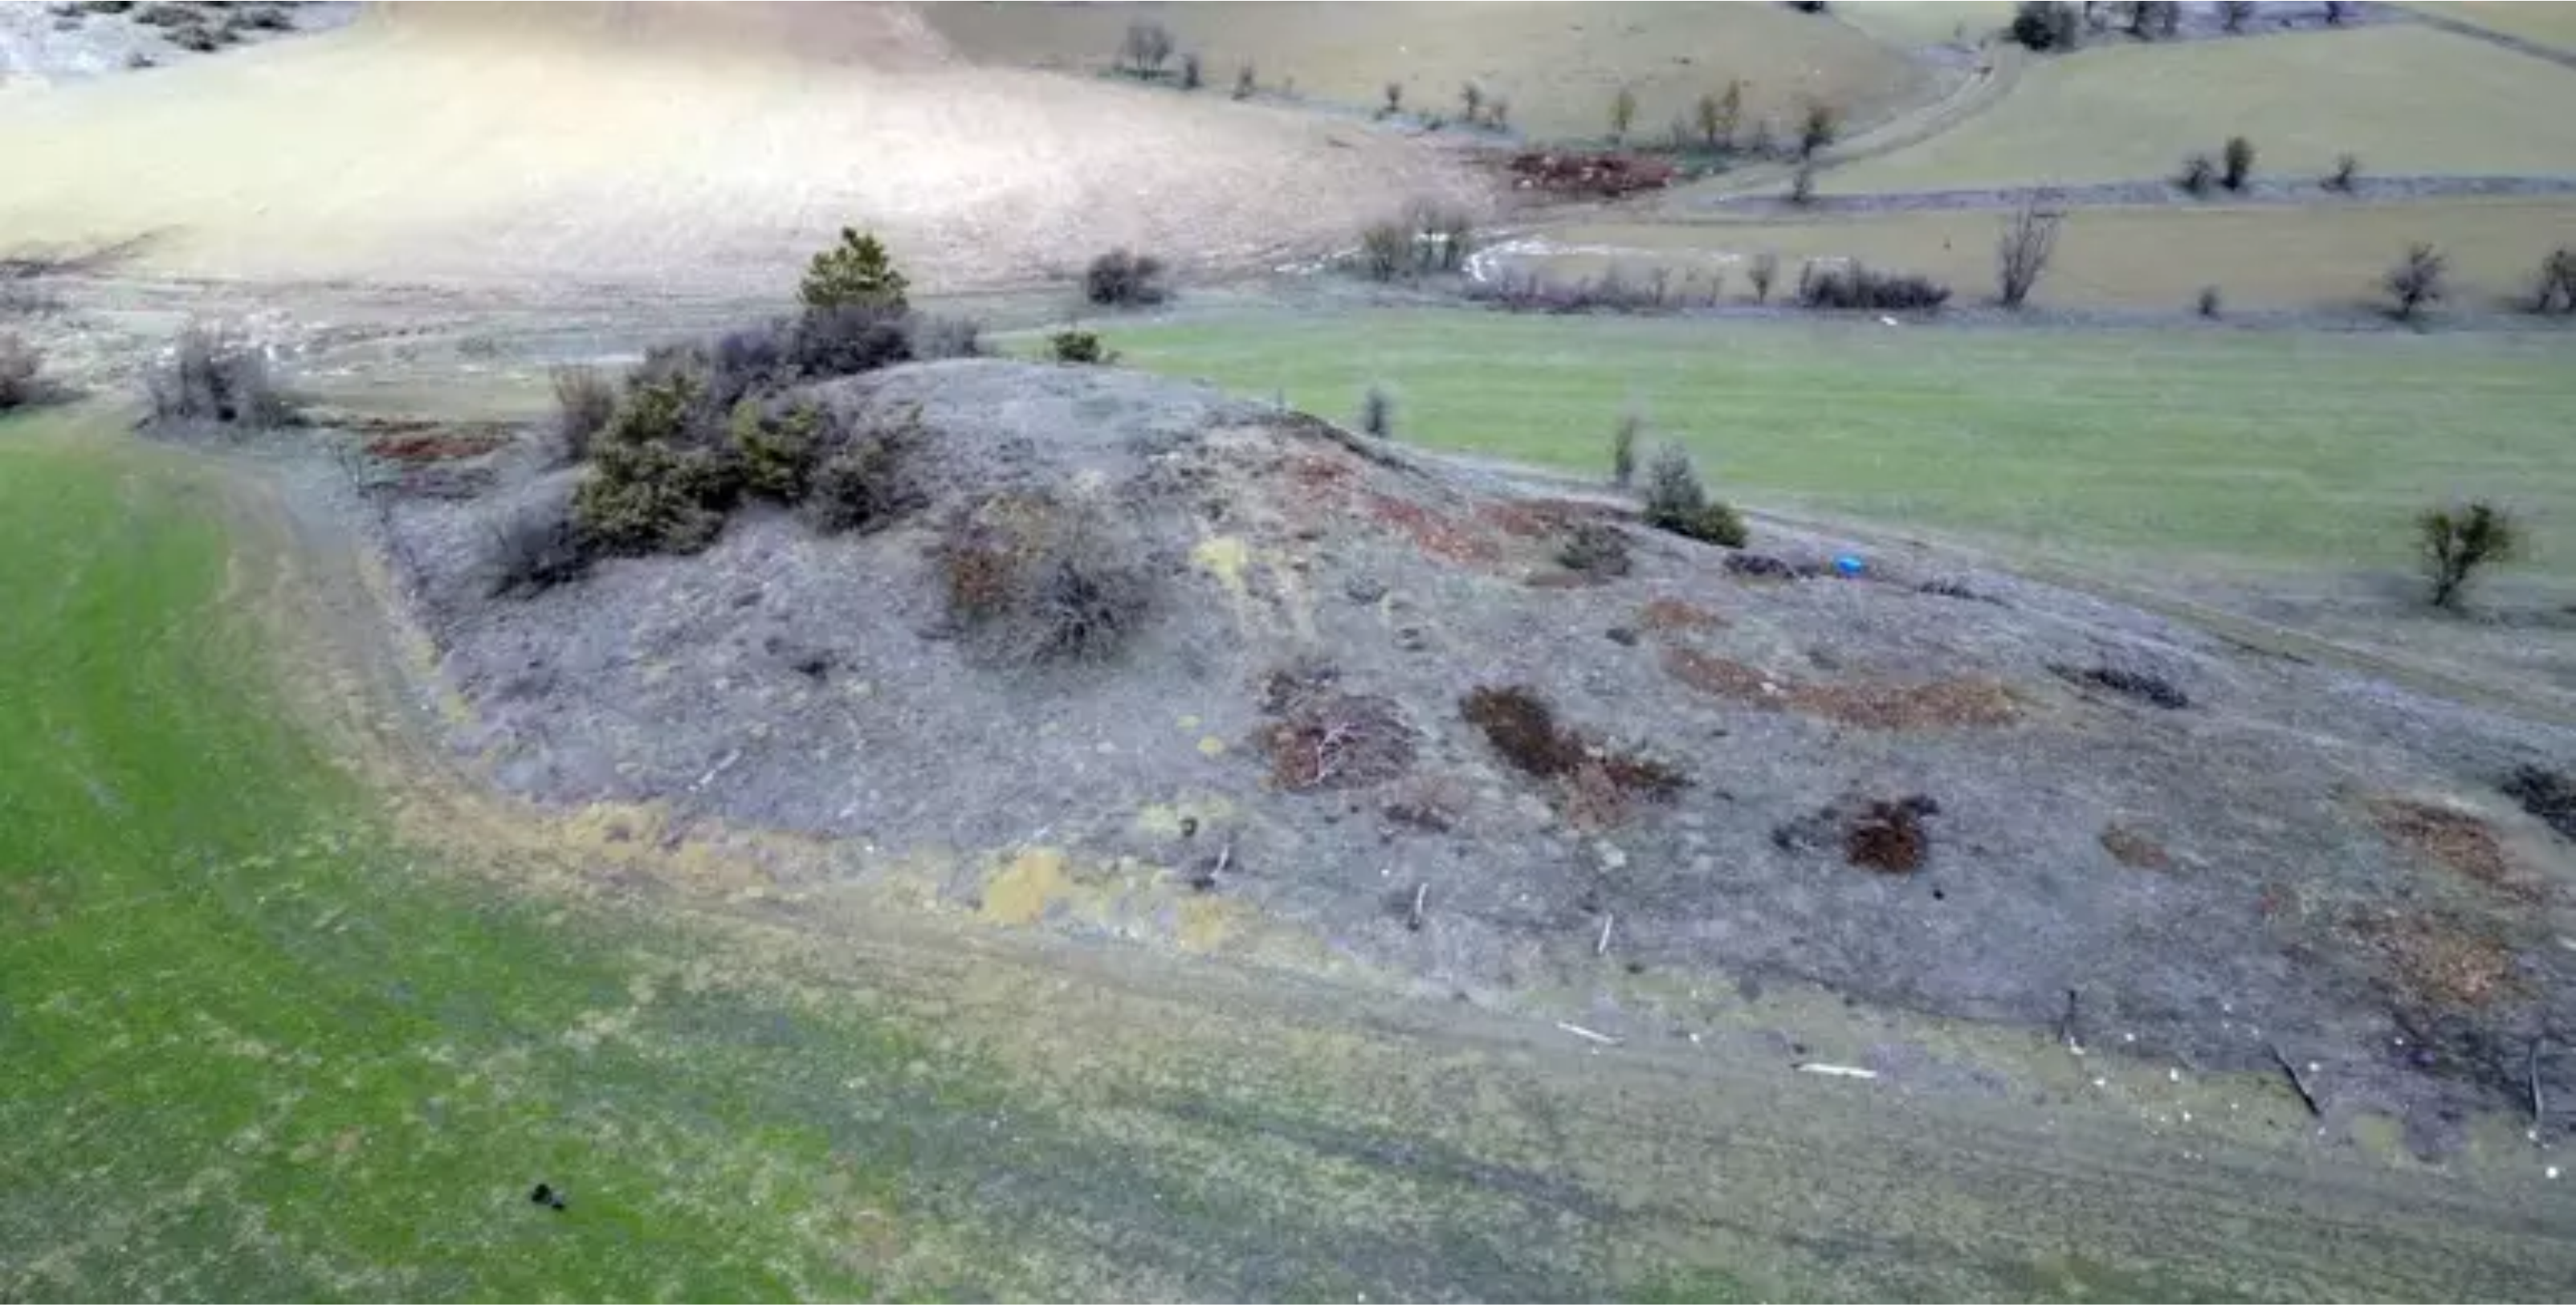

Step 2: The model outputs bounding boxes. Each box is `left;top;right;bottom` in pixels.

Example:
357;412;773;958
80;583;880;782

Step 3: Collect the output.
1831;24;2576;191
0;2;1481;296
923;1;1934;143
2415;1;2576;55
1501;195;2576;312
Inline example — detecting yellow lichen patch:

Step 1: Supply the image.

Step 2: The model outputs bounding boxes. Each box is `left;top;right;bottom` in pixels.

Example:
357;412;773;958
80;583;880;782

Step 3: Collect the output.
980;846;1071;926
1191;534;1251;596
1176;895;1243;952
1197;736;1228;758
1176;714;1202;732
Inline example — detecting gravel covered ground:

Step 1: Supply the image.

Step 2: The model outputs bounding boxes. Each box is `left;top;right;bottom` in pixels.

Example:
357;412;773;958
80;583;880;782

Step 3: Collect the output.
361;357;2576;1154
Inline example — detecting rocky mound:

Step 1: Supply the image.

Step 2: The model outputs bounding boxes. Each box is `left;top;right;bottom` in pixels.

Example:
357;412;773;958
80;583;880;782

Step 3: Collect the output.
382;358;2576;1148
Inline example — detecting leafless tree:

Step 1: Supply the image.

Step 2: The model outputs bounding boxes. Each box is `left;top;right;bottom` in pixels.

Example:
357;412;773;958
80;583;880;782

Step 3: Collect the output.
1995;198;2064;309
1609;85;1638;142
2383;243;2447;321
1747;252;1779;304
2219;0;2254;32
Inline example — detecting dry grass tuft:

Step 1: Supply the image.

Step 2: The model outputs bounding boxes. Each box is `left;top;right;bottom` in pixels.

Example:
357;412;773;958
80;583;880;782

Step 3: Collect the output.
2100;823;2171;871
2351;911;2521;1009
2367;798;2533;899
1637;597;1723;634
1662;647;2016;730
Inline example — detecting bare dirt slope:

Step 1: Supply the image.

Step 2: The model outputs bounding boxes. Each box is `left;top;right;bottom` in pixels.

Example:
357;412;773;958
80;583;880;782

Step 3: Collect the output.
364;357;2576;1154
0;2;1483;296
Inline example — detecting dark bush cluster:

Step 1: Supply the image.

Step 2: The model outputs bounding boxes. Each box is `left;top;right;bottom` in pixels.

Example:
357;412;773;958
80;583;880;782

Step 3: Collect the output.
1050;329;1113;365
484;498;589;597
1083;248;1171;307
1640;445;1748;547
2416;500;2518;610
1353;202;1474;282
1556;521;1633;577
1794;262;1951;312
2529;247;2576;315
0;331;47;411
146;321;295;427
2007;1;2082;51
2503;765;2576;843
554;233;957;563
548;364;615;461
1463;267;1724;315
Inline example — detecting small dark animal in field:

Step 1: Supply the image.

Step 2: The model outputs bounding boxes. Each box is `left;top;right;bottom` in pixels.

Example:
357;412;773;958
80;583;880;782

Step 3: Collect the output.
529;1183;568;1212
2050;663;2188;710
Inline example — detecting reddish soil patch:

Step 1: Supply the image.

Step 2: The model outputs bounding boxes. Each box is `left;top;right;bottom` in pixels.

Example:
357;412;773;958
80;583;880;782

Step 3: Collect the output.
1637;597;1725;634
1363;491;1504;569
1661;647;2017;730
367;431;508;463
2351;911;2522;1009
1476;500;1571;540
2368;798;2534;899
2100;823;2172;871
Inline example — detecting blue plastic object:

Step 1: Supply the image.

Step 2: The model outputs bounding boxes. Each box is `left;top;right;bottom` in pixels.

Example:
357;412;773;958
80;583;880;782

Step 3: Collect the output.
1832;554;1867;578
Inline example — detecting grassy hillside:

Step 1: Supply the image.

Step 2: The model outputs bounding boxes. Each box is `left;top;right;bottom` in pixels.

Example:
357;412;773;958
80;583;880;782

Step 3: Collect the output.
1109;308;2574;574
1831;25;2576;190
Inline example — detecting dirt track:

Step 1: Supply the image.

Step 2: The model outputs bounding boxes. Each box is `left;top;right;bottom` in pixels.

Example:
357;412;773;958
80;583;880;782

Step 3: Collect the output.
0;2;1485;297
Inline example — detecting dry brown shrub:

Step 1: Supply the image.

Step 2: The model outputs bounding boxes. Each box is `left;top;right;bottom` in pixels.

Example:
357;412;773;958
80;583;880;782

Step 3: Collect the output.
1661;647;2016;729
2100;823;2171;871
1263;689;1414;791
2351;911;2521;1009
2368;799;2533;899
366;431;509;463
1637;597;1724;634
1459;685;1685;816
1846;797;1934;873
1799;679;2018;730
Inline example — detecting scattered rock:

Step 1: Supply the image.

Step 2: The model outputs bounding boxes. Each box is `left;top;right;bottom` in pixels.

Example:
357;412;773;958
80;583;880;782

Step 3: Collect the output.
2503;765;2576;843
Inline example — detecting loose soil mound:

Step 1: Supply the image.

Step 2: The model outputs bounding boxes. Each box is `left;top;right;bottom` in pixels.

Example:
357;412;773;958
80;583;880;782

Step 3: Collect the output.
377;358;2576;1147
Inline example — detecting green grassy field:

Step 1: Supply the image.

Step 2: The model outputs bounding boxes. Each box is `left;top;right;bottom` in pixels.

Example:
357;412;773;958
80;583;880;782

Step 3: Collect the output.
1831;25;2576;191
0;415;1012;1298
1495;195;2576;312
1108;308;2575;575
922;1;1929;143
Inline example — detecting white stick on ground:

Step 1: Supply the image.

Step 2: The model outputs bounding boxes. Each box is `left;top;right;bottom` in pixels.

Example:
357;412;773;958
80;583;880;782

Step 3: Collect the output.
1555;1022;1620;1046
1795;1062;1879;1080
1596;912;1614;956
